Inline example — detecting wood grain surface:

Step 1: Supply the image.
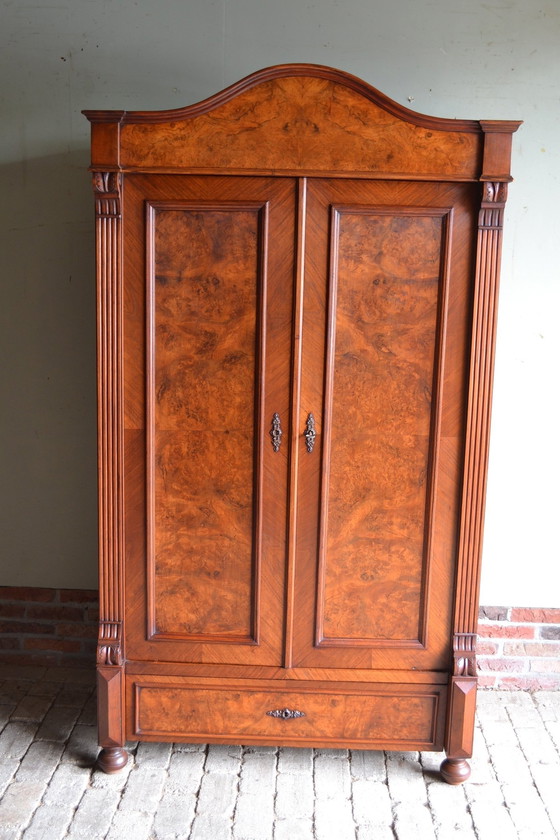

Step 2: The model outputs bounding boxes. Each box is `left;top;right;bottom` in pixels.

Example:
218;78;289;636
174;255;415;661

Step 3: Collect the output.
149;204;260;639
129;675;445;750
117;74;481;180
123;175;296;666
86;65;519;773
320;208;443;643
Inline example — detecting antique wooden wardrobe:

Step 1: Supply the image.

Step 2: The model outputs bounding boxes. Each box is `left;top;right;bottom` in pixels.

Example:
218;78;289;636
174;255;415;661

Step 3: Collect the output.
84;65;519;782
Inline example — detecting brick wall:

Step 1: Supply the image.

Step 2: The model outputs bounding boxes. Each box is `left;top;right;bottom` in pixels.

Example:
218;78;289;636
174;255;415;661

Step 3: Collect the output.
0;587;98;668
0;588;559;689
477;606;560;690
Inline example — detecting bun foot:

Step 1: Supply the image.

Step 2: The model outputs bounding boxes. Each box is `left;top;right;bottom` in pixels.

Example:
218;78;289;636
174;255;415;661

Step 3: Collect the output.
97;746;128;774
440;757;471;785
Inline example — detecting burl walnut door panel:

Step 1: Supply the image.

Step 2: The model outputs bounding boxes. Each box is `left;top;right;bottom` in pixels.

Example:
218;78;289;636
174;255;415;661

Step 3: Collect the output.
292;179;477;670
124;175;296;665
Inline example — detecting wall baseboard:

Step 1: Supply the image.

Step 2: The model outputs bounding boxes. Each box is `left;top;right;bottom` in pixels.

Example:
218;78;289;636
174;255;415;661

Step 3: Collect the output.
0;588;558;688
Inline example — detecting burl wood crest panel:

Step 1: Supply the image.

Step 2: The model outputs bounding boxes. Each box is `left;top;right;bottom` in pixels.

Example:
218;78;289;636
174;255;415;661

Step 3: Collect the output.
84;64;520;781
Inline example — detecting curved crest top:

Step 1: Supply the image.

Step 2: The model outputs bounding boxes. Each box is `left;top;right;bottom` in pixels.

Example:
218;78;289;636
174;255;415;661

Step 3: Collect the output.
84;63;480;132
84;64;520;181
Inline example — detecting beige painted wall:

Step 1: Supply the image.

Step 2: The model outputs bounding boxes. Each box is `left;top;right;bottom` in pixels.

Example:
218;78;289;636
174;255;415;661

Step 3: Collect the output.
1;0;558;605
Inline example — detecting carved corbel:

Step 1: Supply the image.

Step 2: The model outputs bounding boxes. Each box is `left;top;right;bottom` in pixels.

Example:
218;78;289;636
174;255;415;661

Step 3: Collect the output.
97;621;123;667
453;632;477;677
479;180;508;230
92;170;122;219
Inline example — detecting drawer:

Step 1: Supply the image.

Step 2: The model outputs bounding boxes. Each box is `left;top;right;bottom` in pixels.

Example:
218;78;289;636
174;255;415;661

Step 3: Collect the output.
128;677;446;750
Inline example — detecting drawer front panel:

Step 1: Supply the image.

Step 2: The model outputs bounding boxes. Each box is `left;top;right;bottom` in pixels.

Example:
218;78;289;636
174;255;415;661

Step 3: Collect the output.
129;678;446;750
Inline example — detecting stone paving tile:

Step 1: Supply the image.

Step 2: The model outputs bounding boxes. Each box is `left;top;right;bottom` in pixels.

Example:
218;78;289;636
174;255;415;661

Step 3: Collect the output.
238;750;277;792
61;723;99;765
314;752;352;800
386;750;427;804
356;826;395;840
105;809;155;840
20;802;75;840
233;790;275;840
351;778;393;828
465;779;519;840
204;743;243;774
393;801;438;840
11;694;53;722
534;691;560;721
0;780;46;833
349;748;386;781
26;681;62;699
0;722;38;760
34;704;80;742
0;705;14;728
273;817;314;840
0;670;559;839
426;778;477;837
135;740;173;768
76;694;97;726
0;761;18;798
275;771;314;820
152;790;196;840
530;763;560;837
15;741;65;783
165;750;206;794
501;781;558;839
314;795;356;840
42;763;90;806
119;765;169;814
276;745;311;775
65;786;121;838
52;686;93;709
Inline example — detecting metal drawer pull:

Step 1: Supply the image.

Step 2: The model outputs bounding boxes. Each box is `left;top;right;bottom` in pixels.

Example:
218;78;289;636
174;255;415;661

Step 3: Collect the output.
304;413;316;453
266;707;306;720
270;413;282;452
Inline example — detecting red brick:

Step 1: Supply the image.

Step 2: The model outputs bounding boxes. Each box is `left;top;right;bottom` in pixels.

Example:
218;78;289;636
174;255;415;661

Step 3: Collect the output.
477;657;526;673
0;604;26;619
55;623;98;639
0;587;57;602
477;676;497;688
0;638;20;649
510;608;560;624
504;642;560;657
0;651;62;667
530;659;560;675
477;624;535;639
59;589;98;604
498;675;560;691
479;606;509;621
0;621;55;635
476;640;499;655
59;654;96;668
86;607;99;622
23;638;82;653
26;605;84;622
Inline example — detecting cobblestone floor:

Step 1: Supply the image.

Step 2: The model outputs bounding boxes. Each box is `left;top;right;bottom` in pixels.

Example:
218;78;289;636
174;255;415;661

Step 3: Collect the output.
0;665;559;839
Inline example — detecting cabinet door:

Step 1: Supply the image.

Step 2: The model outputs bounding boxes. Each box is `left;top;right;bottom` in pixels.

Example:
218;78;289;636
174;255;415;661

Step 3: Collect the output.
123;175;295;666
292;179;477;671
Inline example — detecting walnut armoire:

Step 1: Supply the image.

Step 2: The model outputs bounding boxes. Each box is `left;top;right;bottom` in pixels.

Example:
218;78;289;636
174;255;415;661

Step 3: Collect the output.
84;64;520;783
